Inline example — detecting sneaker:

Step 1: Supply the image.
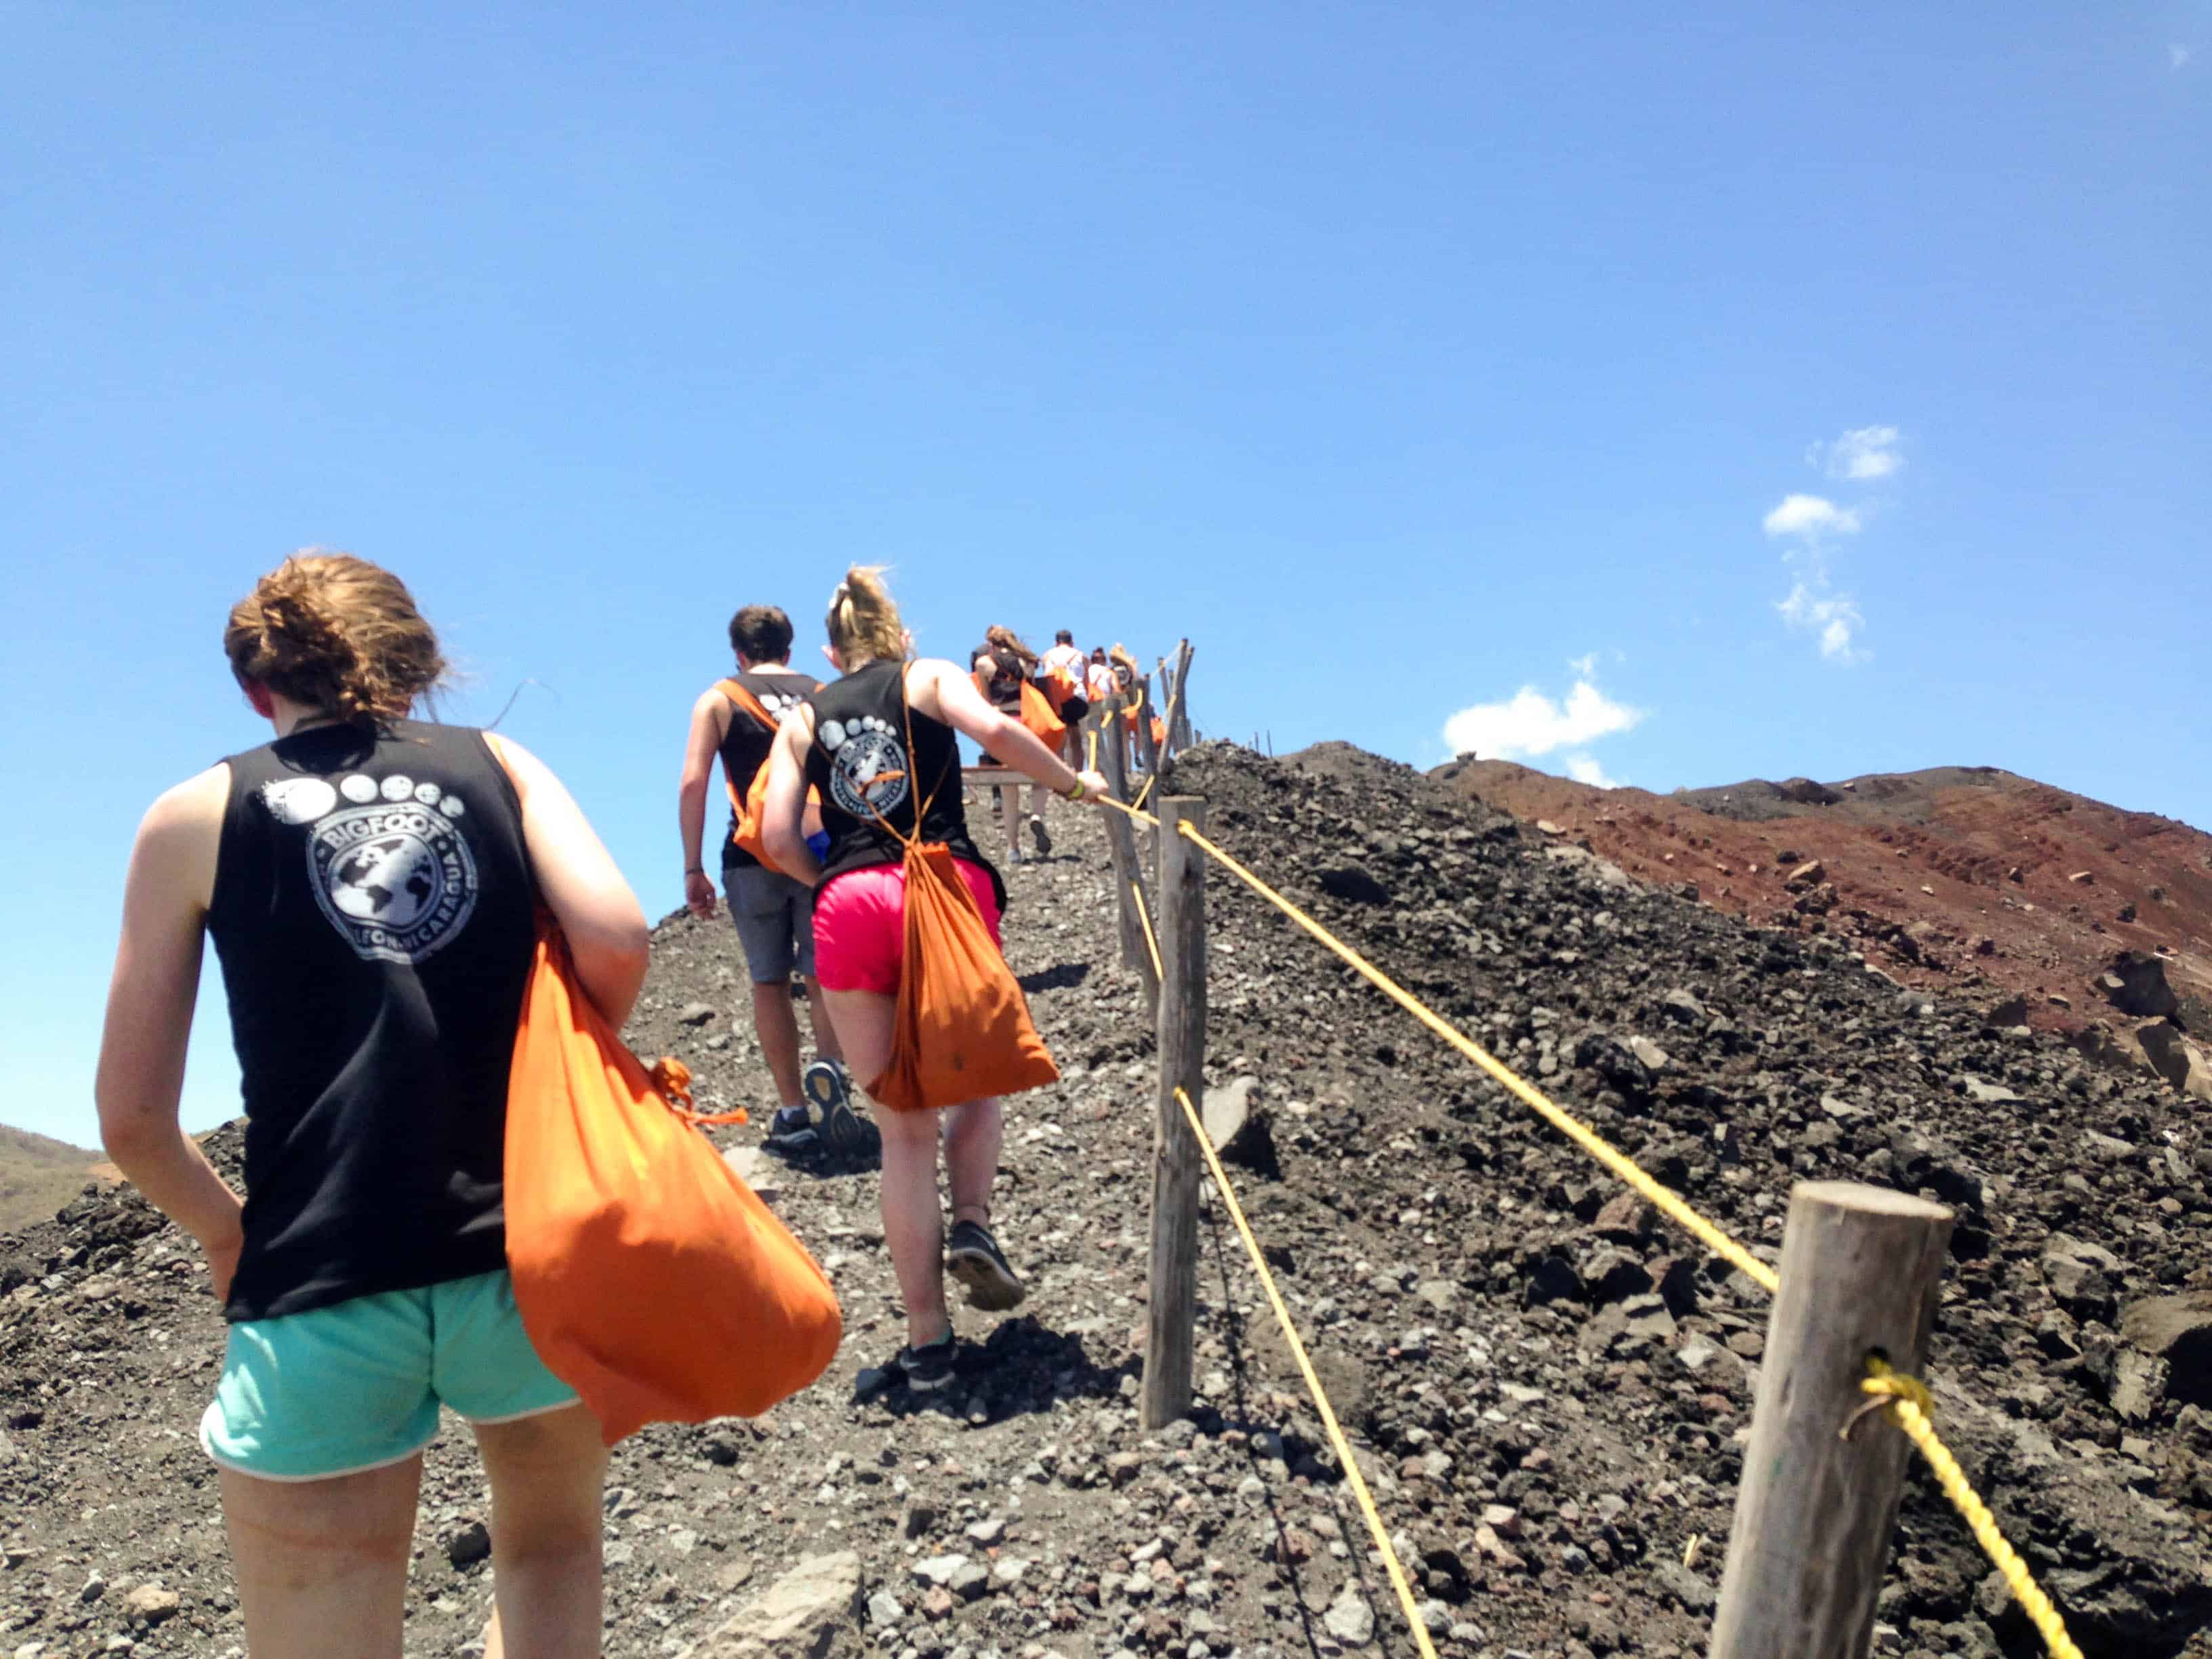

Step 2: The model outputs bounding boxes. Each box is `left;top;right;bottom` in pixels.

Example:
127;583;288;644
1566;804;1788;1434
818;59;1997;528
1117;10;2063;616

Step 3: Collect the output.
803;1059;879;1158
896;1328;958;1393
763;1107;817;1151
1028;814;1052;858
945;1219;1028;1311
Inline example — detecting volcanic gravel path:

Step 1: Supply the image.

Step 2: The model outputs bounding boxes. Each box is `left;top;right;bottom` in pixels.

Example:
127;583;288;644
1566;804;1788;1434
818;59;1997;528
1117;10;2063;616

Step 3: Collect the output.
4;742;2211;1659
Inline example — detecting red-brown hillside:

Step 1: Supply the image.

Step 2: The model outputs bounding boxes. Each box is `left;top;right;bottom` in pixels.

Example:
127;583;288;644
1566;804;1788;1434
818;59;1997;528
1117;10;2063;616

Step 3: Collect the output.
1431;757;2212;1034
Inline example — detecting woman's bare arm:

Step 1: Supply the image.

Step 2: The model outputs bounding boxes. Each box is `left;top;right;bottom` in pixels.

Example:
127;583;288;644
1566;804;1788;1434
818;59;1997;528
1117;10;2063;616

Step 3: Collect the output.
95;766;246;1300
914;661;1106;800
760;715;823;886
490;736;651;1027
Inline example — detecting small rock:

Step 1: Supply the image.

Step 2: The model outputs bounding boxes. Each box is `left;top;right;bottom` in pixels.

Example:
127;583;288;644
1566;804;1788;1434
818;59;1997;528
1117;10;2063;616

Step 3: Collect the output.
698;1551;861;1656
446;1519;492;1569
1653;1560;1718;1613
677;1002;718;1027
1324;1582;1376;1647
120;1586;180;1625
913;1555;970;1588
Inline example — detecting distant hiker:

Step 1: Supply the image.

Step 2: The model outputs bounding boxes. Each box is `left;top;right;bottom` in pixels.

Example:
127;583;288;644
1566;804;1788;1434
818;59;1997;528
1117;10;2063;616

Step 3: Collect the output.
1039;628;1085;686
762;569;1108;1391
96;551;629;1659
1036;628;1091;766
678;602;869;1155
971;625;1054;859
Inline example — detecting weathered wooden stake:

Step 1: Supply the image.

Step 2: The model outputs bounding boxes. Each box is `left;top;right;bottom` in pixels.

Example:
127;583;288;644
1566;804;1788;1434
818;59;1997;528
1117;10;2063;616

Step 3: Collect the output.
1142;797;1207;1430
1708;1181;1954;1659
1134;676;1162;779
1167;639;1195;752
1099;712;1159;1012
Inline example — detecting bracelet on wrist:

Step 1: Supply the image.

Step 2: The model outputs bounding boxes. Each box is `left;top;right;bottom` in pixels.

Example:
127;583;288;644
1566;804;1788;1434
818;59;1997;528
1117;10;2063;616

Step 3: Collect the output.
684;865;704;876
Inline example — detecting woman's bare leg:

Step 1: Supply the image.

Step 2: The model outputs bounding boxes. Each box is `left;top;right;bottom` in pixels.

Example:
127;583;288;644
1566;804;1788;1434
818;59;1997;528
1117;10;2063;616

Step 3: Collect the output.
219;1454;422;1659
475;1403;607;1659
821;987;949;1347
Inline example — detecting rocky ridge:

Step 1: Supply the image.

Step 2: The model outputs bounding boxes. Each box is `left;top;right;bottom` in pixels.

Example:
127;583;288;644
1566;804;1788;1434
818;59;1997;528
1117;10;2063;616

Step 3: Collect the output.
4;742;2212;1658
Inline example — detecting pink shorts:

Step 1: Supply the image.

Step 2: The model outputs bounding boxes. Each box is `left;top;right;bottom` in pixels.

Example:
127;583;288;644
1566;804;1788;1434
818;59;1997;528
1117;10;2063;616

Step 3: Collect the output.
813;859;1004;996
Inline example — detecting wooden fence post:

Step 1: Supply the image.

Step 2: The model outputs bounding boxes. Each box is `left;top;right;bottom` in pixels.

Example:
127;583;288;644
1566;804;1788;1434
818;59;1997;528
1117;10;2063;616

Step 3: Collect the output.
1167;639;1195;752
1708;1181;1954;1659
1099;708;1160;1014
1134;676;1162;778
1142;797;1206;1429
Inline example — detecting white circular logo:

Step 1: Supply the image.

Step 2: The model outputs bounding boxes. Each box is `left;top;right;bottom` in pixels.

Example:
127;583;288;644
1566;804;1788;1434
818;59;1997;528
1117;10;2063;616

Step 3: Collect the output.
306;802;479;964
825;725;910;821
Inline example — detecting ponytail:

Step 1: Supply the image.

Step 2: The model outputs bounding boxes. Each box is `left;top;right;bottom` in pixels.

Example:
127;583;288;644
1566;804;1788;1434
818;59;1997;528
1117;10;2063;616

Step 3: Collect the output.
825;566;907;667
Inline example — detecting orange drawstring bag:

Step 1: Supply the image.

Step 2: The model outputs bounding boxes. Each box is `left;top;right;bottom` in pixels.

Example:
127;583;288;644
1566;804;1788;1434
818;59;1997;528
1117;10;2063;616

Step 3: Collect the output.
853;676;1060;1114
714;678;822;876
503;922;843;1442
1017;680;1067;749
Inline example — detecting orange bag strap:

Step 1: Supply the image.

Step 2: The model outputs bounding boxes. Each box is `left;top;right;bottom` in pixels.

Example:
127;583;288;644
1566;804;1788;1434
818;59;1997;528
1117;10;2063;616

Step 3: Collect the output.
715;677;781;734
835;660;952;858
490;735;750;1129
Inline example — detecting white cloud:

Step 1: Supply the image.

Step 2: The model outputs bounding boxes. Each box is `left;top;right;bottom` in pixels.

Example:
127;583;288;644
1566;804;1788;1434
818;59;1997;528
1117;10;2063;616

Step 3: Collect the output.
1778;581;1868;664
1563;752;1622;789
1566;651;1599;679
2173;43;2193;69
1443;678;1644;761
1763;493;1862;538
1816;424;1903;480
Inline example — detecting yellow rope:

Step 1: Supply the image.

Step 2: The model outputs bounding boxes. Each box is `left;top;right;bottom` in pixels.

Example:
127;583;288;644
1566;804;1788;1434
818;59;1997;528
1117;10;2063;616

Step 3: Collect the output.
1133;880;1165;984
1094;793;2083;1654
1164;813;1780;1294
1860;1361;2083;1659
1174;1086;1437;1659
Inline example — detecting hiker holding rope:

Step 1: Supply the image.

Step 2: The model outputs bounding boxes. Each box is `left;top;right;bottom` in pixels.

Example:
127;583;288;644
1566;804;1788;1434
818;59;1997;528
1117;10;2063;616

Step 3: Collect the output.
96;552;628;1659
970;625;1056;859
763;569;1107;1391
678;602;869;1155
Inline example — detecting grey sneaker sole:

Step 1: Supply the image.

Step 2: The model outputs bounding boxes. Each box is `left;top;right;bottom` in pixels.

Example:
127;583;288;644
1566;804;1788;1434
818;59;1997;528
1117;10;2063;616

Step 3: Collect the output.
1029;816;1052;857
947;1247;1028;1312
804;1061;879;1158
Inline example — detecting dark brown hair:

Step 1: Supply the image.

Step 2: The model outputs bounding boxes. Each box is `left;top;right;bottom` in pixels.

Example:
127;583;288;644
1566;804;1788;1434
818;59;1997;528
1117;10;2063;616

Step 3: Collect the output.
728;604;794;663
224;552;446;724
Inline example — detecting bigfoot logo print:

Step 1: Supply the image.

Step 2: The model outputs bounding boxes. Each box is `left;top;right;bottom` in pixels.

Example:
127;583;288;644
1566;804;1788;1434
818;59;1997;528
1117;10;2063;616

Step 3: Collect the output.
818;715;910;821
264;773;480;964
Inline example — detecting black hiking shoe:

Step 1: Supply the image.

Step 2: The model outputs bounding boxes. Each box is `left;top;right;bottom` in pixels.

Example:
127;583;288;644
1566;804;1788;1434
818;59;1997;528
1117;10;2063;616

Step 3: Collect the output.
896;1328;958;1392
945;1220;1028;1311
763;1107;817;1152
804;1059;878;1159
1028;813;1052;858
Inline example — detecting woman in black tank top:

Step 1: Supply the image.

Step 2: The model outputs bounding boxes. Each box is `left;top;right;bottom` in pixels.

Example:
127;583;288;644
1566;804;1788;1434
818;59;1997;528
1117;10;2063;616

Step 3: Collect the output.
94;552;647;1656
760;569;1107;1392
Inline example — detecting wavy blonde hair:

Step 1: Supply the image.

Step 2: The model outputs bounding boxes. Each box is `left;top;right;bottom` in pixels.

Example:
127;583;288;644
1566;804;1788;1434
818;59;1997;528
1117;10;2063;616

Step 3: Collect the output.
224;552;446;724
825;566;907;667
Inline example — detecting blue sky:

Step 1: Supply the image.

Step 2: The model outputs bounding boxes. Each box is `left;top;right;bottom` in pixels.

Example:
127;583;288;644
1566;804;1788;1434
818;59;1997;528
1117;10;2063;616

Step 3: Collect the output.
3;5;2206;1145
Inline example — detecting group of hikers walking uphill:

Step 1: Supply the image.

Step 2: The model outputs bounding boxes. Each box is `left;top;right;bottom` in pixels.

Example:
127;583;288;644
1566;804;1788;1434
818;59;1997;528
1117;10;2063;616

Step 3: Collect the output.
92;552;1130;1658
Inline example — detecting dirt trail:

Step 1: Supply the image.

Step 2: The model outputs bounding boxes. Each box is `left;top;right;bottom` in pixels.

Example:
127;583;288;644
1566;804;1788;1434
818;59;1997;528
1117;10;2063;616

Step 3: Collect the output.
5;742;2211;1658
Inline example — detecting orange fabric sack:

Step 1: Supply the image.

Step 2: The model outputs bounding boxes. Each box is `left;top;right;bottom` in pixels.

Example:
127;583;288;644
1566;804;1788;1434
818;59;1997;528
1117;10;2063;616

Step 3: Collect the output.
850;672;1060;1114
715;678;821;874
1017;680;1067;748
872;842;1060;1113
504;924;843;1443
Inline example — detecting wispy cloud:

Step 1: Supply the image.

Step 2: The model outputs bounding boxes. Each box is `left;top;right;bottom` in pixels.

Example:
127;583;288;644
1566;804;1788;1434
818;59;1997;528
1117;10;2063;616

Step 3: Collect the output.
1809;424;1904;480
1567;651;1599;678
1444;676;1643;765
1763;493;1862;538
1778;582;1867;665
2173;43;2194;70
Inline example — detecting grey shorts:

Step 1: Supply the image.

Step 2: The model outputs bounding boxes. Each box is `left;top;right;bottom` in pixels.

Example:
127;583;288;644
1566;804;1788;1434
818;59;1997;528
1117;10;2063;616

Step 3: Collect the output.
725;862;817;983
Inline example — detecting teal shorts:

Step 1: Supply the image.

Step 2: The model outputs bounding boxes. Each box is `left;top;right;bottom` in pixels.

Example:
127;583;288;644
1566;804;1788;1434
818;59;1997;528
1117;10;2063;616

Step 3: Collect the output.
201;1269;579;1483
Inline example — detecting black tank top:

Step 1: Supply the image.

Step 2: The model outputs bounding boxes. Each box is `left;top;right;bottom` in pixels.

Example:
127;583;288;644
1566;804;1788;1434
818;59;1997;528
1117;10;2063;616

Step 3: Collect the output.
975;649;1024;713
715;670;820;869
206;719;537;1322
806;660;1003;907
